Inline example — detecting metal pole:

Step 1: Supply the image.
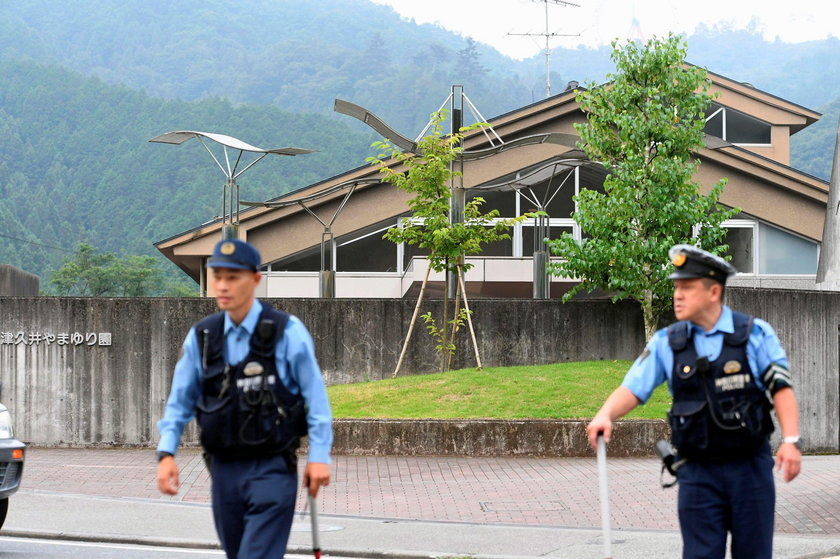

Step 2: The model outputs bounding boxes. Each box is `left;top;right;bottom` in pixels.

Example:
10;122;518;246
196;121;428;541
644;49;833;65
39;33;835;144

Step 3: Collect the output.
448;85;465;300
544;0;551;97
319;229;335;298
597;434;613;559
532;211;550;299
307;494;322;559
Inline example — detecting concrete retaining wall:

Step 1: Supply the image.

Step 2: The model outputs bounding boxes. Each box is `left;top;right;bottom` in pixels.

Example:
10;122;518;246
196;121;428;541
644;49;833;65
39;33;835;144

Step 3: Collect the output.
328;418;670;457
0;290;837;453
0;265;39;296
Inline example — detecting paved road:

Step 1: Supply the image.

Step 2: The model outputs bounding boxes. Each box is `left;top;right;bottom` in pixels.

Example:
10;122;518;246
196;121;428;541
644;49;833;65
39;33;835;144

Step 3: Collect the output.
2;448;839;559
0;536;366;559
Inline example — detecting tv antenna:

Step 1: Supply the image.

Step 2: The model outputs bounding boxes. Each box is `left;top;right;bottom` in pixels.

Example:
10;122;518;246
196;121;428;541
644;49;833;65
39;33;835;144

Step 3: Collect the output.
509;0;581;98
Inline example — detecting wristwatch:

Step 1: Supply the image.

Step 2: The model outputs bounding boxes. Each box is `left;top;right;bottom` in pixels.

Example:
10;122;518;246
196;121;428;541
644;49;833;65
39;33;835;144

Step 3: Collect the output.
782;435;802;451
156;450;174;462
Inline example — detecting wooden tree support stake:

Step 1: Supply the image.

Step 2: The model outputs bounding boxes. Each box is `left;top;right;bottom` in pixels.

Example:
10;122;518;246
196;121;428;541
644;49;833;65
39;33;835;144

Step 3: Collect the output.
392;262;432;378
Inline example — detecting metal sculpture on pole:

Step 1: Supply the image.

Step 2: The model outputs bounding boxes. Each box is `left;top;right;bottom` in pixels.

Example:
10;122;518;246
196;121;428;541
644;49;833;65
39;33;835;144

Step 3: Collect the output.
241;178;382;298
149;130;315;240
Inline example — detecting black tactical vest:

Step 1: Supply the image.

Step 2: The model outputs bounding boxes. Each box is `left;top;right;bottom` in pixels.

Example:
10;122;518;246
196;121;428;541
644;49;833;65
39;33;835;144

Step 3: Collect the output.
194;305;307;458
667;311;773;462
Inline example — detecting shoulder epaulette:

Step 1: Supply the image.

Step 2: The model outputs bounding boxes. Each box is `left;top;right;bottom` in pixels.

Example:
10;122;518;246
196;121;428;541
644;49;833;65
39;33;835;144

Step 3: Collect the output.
724;311;754;347
667;321;691;351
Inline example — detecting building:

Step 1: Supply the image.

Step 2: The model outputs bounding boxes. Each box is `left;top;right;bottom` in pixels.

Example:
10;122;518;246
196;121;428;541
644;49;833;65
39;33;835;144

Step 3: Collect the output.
156;69;828;298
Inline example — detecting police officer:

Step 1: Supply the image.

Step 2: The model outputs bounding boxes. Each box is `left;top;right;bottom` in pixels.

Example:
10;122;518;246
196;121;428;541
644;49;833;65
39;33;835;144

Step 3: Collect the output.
586;244;801;559
156;239;332;559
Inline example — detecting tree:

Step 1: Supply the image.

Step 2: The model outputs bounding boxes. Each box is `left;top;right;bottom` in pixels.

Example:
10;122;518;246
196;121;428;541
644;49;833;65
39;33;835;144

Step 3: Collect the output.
47;242;173;296
547;34;736;339
368;111;528;372
454;37;488;86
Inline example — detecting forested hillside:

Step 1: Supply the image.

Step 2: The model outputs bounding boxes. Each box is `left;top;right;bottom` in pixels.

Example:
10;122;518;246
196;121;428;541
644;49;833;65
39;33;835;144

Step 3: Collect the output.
0;0;534;136
1;0;838;288
0;59;372;282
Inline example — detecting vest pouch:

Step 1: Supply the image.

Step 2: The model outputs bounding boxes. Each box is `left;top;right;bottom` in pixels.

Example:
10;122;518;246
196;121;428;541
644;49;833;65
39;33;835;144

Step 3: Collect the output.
239;392;308;449
668;400;709;459
197;369;238;453
236;377;277;447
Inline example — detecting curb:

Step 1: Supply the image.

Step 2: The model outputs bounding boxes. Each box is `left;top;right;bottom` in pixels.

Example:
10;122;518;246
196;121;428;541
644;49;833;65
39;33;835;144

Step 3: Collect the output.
0;529;219;549
3;529;517;559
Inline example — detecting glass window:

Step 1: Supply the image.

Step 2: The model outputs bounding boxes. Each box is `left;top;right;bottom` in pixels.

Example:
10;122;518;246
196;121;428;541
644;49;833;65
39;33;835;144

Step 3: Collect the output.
704;105;724;139
723;226;754;273
270;247;322;272
522;225;574;253
479;227;514;257
758;223;818;274
522;180;576;217
702;103;770;144
466;189;517;217
726;109;771;144
337;227;396;272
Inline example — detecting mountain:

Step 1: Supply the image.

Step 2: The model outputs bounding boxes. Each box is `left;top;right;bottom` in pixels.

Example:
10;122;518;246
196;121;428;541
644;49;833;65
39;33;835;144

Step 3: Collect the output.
1;0;838;285
0;58;373;282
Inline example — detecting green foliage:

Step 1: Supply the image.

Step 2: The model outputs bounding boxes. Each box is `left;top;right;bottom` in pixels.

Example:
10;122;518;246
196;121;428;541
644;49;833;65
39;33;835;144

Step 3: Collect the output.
370;112;527;275
0;0;836;294
0;0;530;136
327;361;672;420
0;58;372;286
421;308;470;359
46;242;193;297
791;93;840;181
547;35;736;336
367;112;529;371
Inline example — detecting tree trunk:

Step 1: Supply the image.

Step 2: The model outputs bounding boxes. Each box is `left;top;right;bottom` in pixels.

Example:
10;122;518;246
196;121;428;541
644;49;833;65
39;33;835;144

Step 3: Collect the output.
441;259;450;372
641;289;659;342
445;273;462;372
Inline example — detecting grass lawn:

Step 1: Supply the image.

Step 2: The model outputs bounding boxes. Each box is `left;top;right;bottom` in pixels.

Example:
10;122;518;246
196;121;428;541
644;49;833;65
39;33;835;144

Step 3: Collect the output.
327;361;671;420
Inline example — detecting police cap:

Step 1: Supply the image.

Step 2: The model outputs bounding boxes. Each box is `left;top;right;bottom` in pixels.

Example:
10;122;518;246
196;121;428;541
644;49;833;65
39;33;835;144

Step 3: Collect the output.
207;239;261;271
668;244;736;285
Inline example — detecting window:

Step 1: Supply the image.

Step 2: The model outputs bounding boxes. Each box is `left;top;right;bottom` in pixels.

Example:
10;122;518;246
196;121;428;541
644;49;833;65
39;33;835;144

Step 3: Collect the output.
704;103;771;145
722;220;756;273
337;225;396;272
466;189;517;217
270;247;322;272
758;223;818;274
522;222;574;253
720;217;819;275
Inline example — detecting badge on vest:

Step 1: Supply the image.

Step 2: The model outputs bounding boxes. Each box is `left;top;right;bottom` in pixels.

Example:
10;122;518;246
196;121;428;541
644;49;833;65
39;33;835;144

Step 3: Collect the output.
715;373;750;392
244;361;265;376
677;364;695;379
723;360;742;374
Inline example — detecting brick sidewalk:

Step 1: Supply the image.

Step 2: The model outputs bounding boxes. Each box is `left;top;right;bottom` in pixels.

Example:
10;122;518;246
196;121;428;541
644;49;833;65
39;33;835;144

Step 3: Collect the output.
19;448;840;535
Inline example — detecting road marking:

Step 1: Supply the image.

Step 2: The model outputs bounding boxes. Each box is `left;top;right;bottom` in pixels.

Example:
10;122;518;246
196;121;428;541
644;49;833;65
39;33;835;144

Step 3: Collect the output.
0;536;222;553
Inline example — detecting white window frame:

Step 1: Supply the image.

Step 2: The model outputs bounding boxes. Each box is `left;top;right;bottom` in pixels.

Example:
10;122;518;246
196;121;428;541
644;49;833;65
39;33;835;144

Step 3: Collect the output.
705;104;772;147
720;218;759;275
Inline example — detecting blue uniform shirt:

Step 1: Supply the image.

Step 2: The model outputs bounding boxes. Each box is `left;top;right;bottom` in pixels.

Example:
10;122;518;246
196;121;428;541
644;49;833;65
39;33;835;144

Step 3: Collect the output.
622;305;789;403
157;300;333;463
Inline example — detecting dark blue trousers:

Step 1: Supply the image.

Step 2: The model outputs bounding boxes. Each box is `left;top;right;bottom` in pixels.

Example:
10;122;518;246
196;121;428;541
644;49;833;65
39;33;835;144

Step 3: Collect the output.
210;454;298;559
677;441;775;559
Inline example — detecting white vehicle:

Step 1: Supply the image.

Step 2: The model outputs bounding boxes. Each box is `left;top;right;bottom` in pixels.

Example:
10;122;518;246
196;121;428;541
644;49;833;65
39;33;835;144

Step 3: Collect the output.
0;402;25;530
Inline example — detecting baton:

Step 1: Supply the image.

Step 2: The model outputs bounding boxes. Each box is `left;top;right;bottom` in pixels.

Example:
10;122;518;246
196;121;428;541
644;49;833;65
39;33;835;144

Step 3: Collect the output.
307;494;321;559
597;433;613;559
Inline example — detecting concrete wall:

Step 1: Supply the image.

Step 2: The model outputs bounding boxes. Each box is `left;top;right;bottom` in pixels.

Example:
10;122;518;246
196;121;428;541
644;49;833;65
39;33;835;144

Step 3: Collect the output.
0;265;39;296
0;291;837;452
328;419;670;457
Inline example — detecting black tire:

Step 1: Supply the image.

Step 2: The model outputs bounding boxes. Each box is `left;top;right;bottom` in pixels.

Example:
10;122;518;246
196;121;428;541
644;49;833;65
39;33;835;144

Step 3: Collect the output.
0;498;8;530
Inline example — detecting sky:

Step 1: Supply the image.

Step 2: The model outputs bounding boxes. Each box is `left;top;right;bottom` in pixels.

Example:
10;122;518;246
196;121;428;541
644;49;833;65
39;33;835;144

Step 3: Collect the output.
371;0;837;60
